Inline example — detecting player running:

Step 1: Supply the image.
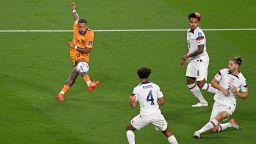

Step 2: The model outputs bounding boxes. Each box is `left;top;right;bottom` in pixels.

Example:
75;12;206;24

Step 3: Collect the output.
180;12;218;107
126;67;178;144
193;56;248;138
56;2;99;101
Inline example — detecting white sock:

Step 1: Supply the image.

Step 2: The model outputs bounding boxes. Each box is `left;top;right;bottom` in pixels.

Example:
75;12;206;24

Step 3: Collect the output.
198;119;218;134
218;123;231;132
86;81;92;86
202;83;218;93
59;91;64;94
187;84;206;103
126;130;135;144
167;135;178;144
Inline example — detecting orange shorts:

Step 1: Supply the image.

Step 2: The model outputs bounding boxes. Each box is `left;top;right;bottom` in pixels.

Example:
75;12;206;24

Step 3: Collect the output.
70;49;89;65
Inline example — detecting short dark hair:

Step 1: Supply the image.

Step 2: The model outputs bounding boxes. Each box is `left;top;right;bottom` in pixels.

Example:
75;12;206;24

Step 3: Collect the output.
137;67;151;79
188;12;201;21
231;56;242;66
78;19;87;24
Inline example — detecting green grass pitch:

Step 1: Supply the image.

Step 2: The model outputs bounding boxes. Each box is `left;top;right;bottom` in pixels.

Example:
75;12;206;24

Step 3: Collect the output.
0;0;255;143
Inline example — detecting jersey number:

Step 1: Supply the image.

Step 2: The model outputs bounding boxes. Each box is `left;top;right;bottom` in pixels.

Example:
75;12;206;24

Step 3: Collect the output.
146;90;154;105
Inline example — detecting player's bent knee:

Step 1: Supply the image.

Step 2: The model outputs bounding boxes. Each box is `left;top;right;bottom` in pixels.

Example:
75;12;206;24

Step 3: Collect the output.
211;127;218;133
76;62;89;73
220;111;229;119
126;123;136;131
197;81;205;88
186;77;196;84
162;129;172;137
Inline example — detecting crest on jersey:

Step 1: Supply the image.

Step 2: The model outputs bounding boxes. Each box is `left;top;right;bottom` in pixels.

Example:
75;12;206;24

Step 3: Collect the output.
198;32;203;37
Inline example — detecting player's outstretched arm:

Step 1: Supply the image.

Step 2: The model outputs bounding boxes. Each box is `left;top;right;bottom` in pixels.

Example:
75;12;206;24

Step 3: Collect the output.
72;2;79;21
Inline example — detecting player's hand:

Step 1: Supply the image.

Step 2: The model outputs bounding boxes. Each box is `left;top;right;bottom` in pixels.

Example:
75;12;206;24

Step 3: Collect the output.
231;86;237;94
180;54;189;66
67;41;75;48
130;95;136;103
180;59;186;66
72;2;77;10
221;88;230;96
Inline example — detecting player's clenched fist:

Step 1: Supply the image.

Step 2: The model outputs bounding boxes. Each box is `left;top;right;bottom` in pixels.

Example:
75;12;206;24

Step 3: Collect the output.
72;2;77;10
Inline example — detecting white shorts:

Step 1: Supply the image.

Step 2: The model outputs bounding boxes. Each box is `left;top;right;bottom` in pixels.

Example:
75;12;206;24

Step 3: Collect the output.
186;58;209;81
131;114;168;131
210;101;236;120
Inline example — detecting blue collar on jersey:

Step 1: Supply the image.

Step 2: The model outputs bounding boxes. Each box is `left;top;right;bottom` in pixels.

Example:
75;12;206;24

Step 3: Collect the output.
189;29;195;34
189;27;199;34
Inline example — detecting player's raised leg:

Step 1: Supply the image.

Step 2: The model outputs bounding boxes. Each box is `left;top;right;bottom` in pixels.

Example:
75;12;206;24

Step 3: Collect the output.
77;61;100;91
193;111;228;138
82;74;100;91
57;66;79;101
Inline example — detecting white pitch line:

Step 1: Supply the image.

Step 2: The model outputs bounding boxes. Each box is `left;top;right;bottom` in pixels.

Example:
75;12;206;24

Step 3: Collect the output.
0;28;255;33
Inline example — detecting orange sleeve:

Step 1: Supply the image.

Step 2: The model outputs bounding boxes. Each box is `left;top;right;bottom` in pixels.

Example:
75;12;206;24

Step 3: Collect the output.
85;31;94;49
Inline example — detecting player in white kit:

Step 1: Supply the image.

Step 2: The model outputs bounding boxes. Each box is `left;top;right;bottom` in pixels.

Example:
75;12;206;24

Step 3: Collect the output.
126;67;178;144
181;12;218;107
193;56;248;138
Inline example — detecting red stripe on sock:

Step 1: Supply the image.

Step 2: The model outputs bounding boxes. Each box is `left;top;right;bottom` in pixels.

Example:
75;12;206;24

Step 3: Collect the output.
210;121;216;127
189;84;196;89
218;125;222;131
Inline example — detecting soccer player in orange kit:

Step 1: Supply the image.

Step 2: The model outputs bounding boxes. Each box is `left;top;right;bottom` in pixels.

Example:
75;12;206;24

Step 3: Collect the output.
57;2;100;101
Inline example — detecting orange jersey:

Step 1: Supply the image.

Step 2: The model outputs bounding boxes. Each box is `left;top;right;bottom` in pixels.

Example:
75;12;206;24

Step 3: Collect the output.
70;20;94;64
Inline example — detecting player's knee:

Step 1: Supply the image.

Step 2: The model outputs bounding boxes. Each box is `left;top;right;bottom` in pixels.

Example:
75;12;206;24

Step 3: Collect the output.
220;111;228;118
211;127;218;133
186;77;195;84
216;112;228;121
197;81;205;88
162;129;172;137
76;62;89;74
126;123;136;131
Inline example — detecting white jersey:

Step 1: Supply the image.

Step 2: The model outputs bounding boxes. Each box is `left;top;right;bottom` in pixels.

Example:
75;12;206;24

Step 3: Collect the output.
187;27;209;61
214;68;248;106
132;81;163;117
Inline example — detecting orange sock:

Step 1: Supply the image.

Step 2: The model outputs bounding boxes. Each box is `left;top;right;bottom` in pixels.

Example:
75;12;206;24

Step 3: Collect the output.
60;84;70;94
83;75;92;86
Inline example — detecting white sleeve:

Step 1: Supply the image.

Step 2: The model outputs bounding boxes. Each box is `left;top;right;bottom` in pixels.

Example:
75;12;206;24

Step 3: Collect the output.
132;88;138;100
132;87;138;95
240;79;248;92
157;86;164;98
197;31;205;45
214;70;222;81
